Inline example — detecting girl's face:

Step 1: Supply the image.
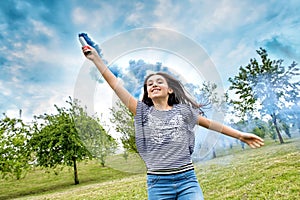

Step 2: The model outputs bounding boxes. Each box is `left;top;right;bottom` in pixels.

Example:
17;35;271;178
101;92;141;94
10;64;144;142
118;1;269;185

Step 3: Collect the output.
146;75;173;100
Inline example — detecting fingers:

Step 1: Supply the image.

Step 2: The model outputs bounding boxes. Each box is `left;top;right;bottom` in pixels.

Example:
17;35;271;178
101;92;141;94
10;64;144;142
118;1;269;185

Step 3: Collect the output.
242;133;264;149
82;46;92;56
249;138;264;148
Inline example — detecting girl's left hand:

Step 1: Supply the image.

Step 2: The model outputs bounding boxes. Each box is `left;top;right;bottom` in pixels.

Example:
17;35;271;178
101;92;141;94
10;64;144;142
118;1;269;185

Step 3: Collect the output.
240;132;264;148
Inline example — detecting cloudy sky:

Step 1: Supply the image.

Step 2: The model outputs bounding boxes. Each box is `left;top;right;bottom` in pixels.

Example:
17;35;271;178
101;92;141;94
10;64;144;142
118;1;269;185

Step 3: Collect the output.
1;0;299;123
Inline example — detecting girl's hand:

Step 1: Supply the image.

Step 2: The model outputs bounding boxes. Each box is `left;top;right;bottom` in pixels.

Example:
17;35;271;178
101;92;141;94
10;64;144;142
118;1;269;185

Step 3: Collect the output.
82;45;99;61
239;132;264;148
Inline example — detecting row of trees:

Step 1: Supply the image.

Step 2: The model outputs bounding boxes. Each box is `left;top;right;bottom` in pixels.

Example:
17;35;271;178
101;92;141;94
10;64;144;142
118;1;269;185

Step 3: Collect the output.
0;98;117;184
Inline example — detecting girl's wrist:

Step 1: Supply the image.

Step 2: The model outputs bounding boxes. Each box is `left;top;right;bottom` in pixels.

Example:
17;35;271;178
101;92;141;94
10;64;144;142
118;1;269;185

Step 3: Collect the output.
92;55;102;63
237;131;243;141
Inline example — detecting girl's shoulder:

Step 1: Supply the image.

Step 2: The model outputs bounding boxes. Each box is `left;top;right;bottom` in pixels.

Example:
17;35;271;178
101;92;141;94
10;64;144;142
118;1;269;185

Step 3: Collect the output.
174;103;193;110
138;100;150;109
136;101;152;114
175;103;200;115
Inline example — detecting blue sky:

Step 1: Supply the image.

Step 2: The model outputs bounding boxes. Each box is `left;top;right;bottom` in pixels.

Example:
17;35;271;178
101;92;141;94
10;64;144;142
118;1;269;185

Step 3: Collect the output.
1;0;300;122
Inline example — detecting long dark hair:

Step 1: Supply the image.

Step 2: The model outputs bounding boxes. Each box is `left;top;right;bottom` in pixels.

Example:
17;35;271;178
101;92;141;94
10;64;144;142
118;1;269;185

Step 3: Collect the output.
142;72;205;114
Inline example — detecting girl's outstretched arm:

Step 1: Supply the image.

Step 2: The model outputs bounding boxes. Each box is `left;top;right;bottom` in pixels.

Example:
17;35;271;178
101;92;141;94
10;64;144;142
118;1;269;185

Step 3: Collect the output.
197;115;264;148
83;46;137;115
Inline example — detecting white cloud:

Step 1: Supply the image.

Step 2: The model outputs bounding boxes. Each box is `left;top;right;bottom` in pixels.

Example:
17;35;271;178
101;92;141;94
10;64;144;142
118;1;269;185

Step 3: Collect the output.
1;42;83;122
18;82;75;120
30;19;55;37
72;3;121;30
154;0;180;18
208;0;252;30
72;7;89;25
2;0;300;126
0;81;11;96
152;0;183;30
125;2;145;26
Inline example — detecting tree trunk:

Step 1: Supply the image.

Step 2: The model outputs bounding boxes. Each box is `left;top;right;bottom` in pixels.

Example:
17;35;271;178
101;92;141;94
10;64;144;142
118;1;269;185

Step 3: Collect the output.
73;156;79;185
272;114;284;144
212;147;216;158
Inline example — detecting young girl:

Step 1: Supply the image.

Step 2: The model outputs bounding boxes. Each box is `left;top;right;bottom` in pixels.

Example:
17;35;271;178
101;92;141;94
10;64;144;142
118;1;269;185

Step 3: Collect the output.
82;46;264;200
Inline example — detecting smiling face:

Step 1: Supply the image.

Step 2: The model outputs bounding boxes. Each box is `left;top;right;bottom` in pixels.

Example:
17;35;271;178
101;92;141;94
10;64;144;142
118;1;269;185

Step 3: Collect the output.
142;72;201;110
146;74;173;101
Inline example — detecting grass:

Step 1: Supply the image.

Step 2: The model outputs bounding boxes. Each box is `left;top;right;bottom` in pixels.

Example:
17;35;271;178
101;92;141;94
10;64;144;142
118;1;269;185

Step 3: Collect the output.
197;139;300;199
0;160;134;200
1;138;299;200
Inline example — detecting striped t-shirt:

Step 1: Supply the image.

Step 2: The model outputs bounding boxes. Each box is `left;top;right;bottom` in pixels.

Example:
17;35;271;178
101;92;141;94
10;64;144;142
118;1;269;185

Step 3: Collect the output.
134;101;199;174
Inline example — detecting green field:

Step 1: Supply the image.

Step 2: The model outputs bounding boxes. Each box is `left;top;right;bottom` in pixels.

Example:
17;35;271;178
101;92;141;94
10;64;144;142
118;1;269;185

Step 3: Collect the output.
1;138;299;200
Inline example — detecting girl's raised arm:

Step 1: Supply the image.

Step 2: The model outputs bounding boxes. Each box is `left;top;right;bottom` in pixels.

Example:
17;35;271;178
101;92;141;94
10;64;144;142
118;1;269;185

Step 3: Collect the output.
83;46;137;115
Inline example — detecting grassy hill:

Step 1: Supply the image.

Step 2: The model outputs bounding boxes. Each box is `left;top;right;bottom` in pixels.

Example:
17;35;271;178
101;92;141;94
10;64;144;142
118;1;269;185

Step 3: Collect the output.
1;138;299;200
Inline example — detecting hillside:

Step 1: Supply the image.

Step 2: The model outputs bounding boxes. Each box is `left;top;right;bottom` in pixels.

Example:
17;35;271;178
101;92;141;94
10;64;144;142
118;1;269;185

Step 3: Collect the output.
2;138;299;200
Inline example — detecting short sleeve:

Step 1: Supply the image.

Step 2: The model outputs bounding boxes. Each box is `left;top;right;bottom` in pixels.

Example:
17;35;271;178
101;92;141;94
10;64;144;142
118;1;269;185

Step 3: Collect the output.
134;101;150;155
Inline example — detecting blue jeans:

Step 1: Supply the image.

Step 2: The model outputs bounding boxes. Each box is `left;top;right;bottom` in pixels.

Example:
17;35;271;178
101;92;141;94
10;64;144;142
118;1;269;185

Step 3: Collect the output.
147;170;204;200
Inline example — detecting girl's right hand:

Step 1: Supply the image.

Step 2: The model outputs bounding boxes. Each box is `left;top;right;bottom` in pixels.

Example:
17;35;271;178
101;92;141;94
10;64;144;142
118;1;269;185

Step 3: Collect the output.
82;45;99;61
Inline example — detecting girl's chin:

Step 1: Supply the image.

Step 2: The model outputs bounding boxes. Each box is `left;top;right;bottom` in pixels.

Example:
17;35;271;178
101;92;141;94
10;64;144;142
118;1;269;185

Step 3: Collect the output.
150;95;168;100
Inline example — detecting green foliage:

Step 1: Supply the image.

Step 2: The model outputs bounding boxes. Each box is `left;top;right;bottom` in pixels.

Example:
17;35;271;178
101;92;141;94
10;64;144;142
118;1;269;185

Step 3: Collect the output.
229;48;299;119
0;97;118;183
0;115;32;180
110;100;137;153
228;48;300;142
30;105;91;169
74;104;118;167
199;81;228;115
30;97;117;184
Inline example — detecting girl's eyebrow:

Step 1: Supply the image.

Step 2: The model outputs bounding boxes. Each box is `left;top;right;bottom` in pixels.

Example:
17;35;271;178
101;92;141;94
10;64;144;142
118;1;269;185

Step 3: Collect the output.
147;77;164;83
146;80;153;84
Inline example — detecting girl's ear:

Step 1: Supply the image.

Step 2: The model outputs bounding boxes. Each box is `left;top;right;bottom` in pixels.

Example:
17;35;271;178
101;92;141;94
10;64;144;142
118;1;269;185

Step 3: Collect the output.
168;88;173;94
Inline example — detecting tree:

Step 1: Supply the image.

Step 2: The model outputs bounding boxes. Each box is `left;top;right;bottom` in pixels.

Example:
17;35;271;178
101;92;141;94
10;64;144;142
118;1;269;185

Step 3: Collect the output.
72;100;118;167
0;114;32;179
110;100;136;154
187;81;228;159
195;81;228;114
228;48;300;144
30;98;116;184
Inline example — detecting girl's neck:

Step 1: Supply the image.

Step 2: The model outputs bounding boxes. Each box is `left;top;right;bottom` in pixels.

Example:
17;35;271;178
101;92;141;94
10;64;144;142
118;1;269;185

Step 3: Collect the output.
153;101;172;111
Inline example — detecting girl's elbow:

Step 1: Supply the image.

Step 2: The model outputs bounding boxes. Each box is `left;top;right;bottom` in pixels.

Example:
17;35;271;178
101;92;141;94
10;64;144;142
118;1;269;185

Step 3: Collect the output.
197;116;211;128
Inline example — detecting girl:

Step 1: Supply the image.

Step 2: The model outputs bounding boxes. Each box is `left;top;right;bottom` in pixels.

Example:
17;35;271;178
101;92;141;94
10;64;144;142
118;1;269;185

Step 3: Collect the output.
82;46;264;200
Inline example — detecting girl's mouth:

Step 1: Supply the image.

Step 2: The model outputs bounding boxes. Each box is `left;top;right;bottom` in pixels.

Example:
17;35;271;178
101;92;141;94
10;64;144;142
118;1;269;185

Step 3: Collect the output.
151;88;160;93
